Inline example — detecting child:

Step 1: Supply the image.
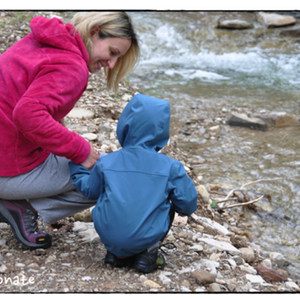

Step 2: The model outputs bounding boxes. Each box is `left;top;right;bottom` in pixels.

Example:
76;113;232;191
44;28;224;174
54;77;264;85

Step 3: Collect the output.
69;94;198;273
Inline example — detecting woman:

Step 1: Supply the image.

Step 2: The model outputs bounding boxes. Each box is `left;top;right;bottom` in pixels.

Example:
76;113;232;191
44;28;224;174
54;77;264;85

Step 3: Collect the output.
0;12;140;250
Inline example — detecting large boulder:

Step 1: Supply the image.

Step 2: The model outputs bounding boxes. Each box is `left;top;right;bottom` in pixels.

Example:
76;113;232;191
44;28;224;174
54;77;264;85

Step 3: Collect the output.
257;12;296;28
250;112;299;128
228;112;267;130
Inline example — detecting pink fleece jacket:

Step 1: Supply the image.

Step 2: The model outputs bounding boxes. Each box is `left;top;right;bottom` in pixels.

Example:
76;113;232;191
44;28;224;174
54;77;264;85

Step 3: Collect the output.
0;16;91;176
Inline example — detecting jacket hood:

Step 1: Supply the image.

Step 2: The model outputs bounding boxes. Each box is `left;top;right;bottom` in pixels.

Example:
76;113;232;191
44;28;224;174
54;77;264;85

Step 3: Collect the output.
30;16;89;63
117;94;170;151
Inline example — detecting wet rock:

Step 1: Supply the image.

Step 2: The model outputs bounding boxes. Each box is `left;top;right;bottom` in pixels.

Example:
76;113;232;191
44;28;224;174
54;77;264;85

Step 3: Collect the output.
280;26;300;37
228;112;267;130
250;112;299;128
257;12;296;28
217;19;254;30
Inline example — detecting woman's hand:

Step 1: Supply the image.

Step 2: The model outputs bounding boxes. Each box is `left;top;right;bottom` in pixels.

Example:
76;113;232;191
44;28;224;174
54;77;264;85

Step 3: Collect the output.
81;145;100;170
59;118;65;127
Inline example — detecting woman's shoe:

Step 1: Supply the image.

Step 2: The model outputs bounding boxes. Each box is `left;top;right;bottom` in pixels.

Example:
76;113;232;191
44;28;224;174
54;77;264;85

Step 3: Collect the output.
0;199;52;250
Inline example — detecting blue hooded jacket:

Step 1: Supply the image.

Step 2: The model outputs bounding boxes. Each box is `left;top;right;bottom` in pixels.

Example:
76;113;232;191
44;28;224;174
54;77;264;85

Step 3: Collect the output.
69;94;197;257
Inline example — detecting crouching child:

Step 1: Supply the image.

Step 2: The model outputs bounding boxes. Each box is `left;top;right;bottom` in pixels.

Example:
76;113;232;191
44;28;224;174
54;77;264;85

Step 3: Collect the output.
69;94;198;273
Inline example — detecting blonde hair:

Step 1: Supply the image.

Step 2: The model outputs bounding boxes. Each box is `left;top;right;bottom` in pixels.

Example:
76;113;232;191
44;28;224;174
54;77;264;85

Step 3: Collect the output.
71;12;140;92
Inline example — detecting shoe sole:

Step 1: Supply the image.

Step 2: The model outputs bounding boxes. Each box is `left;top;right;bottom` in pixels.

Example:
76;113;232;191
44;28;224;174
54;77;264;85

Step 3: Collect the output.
0;202;52;250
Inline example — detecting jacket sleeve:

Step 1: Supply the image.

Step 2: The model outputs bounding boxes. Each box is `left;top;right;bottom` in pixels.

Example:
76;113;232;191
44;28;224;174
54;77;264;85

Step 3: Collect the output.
168;160;198;216
12;62;91;164
69;160;104;200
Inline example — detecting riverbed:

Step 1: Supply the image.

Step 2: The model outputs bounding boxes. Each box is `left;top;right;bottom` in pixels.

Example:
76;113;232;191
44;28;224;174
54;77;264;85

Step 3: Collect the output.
127;11;300;276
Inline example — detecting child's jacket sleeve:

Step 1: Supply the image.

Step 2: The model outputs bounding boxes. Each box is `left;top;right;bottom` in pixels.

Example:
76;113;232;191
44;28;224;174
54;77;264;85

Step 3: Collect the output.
168;161;198;216
69;161;104;200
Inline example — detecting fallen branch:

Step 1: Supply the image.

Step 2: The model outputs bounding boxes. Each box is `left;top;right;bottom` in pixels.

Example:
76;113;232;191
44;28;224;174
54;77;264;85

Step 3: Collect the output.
221;195;264;209
221;178;282;201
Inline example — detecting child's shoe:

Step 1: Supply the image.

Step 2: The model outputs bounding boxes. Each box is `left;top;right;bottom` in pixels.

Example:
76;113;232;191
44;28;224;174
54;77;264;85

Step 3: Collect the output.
104;251;132;268
0;199;52;250
132;248;165;273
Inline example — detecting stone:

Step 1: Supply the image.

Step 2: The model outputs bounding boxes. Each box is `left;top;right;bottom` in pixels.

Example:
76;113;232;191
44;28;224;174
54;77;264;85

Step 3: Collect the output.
198;259;219;276
256;265;288;283
81;133;98;141
196;185;210;203
191;269;216;285
74;209;93;222
239;247;255;263
239;264;257;275
257;12;296;28
67;108;95;119
192;214;230;236
173;213;188;226
246;274;265;284
158;273;172;285
78;227;100;244
217;19;254;30
228;112;267;130
250;112;299;128
285;281;300;291
280;27;300;38
143;279;161;289
269;252;290;267
260;258;272;269
230;235;248;248
0;264;8;274
198;237;241;255
208;282;223;292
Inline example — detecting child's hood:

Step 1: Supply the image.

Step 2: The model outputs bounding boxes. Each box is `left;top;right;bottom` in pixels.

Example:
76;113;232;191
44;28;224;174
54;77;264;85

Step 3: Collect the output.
116;94;170;151
30;16;88;62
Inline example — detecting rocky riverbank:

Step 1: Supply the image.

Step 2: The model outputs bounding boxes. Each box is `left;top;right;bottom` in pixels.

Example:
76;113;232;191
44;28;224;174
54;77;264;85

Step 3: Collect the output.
0;67;299;293
0;10;300;293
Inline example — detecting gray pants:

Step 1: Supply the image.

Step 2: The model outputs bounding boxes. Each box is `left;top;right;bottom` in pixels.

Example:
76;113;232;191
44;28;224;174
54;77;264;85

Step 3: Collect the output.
0;154;97;224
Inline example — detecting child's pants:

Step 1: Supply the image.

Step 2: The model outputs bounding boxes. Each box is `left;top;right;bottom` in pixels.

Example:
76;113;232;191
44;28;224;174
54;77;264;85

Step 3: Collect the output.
0;154;97;224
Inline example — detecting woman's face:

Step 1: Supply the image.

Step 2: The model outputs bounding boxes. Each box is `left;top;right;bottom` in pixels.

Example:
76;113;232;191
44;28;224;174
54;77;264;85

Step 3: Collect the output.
88;26;131;73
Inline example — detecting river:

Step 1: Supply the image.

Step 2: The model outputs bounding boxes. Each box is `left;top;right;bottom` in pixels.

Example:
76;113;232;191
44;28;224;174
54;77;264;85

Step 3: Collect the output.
127;11;300;277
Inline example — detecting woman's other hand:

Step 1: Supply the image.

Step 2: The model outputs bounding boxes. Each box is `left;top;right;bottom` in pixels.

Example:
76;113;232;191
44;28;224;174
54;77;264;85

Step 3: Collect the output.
81;145;100;170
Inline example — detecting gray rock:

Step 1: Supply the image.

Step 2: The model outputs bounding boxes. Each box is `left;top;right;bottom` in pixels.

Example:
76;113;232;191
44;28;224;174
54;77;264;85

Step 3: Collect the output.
270;252;290;267
228;112;267;130
280;27;300;37
239;247;255;263
250;112;299;128
198;237;241;255
191;269;216;285
217;19;254;30
67;108;95;119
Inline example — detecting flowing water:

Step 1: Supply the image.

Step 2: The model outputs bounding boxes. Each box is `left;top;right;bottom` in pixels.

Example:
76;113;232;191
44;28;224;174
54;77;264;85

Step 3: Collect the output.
127;11;300;276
